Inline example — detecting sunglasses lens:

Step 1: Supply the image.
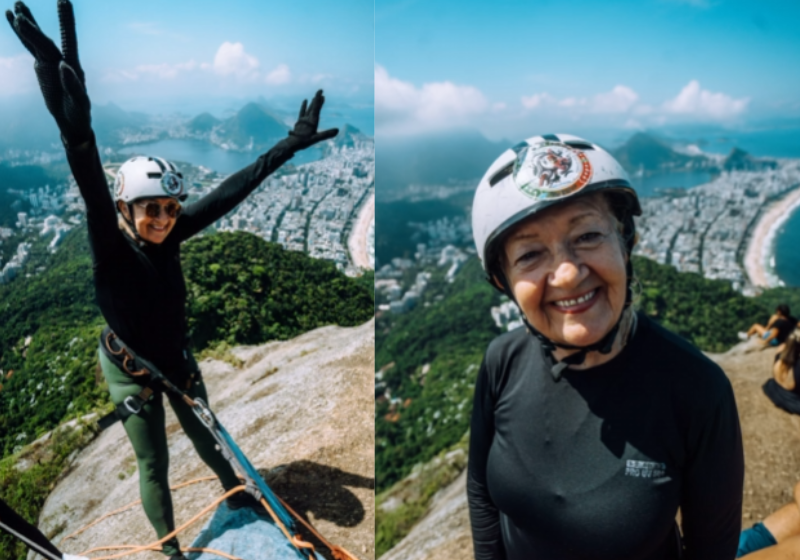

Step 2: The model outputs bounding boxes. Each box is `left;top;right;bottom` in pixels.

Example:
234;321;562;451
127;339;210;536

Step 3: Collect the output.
144;202;161;218
141;201;181;218
165;202;181;218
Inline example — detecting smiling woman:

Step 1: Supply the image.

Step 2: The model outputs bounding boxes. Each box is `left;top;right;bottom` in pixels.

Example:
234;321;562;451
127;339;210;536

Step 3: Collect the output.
467;133;744;560
3;1;338;558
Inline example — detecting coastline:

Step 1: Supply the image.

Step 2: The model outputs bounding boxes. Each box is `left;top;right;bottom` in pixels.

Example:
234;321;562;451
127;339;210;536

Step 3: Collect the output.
348;192;375;269
744;186;800;288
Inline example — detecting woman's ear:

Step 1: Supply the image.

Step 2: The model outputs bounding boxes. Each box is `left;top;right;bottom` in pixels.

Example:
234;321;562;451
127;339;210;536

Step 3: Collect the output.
117;200;131;220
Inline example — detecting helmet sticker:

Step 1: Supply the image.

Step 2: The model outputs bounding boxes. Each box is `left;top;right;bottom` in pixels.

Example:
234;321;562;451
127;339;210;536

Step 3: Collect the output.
513;141;592;200
161;172;183;197
115;172;125;198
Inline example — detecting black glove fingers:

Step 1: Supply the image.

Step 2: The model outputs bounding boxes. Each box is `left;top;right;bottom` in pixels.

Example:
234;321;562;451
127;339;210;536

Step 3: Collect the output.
57;0;82;81
15;14;61;62
298;99;308;121
13;1;38;28
313;128;339;143
309;90;325;122
6;10;36;56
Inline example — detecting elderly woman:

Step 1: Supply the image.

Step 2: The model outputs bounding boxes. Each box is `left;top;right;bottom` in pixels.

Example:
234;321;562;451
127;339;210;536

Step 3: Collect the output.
467;134;744;559
6;2;336;558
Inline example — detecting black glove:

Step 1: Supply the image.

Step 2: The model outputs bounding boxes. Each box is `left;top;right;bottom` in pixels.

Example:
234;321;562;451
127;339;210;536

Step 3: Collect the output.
283;90;338;152
5;0;92;147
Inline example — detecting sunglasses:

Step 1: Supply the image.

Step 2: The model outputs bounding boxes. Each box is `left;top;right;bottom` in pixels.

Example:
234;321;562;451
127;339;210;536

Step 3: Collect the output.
135;200;182;219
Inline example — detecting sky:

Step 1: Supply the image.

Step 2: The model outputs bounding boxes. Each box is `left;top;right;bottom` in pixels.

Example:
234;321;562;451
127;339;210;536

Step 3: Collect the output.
375;0;800;140
0;0;374;115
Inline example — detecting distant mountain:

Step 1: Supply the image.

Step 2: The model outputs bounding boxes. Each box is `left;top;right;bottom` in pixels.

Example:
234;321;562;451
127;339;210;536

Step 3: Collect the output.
723;147;778;172
187;112;221;134
213;103;290;151
377;129;508;194
612;132;713;175
93;103;153;145
332;124;367;148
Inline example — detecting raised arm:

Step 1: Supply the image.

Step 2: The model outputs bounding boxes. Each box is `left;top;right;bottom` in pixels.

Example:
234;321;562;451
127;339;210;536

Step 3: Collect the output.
171;90;338;242
6;0;119;253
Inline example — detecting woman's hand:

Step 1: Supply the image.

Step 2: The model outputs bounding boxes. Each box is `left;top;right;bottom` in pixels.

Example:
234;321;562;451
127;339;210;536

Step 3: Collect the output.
5;0;92;147
284;90;338;152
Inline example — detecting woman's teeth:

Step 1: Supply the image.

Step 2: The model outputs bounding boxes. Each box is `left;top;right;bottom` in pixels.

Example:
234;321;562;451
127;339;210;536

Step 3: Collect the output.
553;289;596;307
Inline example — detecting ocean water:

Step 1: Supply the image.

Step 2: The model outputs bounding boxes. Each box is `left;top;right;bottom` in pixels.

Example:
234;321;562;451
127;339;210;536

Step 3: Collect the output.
774;207;800;288
631;171;717;198
629;168;800;288
119;138;322;174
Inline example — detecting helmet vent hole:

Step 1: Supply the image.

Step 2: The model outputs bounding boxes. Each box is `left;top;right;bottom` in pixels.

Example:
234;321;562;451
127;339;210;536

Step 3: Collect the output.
564;141;594;150
147;172;162;179
489;162;514;187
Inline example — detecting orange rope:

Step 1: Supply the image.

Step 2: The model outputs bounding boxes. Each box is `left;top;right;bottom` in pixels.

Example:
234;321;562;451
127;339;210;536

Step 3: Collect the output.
62;473;362;560
277;497;360;560
60;476;221;544
78;486;245;560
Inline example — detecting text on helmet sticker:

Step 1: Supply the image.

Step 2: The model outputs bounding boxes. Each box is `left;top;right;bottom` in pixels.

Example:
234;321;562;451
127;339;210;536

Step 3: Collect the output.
513;141;593;200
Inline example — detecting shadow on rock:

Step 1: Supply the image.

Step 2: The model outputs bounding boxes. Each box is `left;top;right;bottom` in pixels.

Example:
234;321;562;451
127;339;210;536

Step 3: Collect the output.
255;461;373;560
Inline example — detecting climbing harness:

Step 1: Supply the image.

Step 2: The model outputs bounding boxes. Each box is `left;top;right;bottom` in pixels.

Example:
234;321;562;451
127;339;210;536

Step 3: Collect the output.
90;329;360;560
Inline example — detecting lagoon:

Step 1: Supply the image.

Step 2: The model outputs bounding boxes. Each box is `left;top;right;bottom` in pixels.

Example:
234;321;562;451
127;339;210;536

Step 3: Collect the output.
119;138;323;174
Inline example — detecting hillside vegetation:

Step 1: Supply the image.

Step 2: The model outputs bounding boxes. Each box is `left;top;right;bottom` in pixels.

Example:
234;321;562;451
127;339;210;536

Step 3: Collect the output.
0;227;373;559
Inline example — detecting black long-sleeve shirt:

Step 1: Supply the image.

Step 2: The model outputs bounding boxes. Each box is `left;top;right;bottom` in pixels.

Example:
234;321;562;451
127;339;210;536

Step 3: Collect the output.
467;312;744;560
66;137;292;375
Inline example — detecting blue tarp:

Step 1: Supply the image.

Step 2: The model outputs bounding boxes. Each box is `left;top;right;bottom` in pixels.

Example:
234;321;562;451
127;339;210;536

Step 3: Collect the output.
186;502;307;560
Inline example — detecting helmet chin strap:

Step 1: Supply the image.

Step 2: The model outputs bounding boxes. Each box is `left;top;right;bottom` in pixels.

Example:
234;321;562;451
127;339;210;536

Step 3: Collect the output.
494;257;636;381
119;202;146;246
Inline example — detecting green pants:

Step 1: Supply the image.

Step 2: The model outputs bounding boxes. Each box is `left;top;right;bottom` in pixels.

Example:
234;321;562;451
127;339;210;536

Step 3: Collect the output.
99;350;240;556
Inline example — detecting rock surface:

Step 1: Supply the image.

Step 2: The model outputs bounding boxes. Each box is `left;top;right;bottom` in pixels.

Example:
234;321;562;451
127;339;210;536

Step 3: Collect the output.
35;320;375;560
381;341;800;559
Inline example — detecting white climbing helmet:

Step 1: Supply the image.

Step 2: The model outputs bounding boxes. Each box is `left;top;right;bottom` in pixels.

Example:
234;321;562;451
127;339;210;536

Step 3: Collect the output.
114;156;186;203
472;133;641;274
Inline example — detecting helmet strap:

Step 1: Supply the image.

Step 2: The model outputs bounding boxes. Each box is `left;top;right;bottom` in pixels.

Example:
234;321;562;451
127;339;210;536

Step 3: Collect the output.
118;202;146;246
492;256;636;381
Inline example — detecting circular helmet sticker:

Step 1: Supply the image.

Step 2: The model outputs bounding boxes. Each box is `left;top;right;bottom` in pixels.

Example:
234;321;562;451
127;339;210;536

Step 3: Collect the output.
114;172;125;198
513;141;592;200
161;172;183;197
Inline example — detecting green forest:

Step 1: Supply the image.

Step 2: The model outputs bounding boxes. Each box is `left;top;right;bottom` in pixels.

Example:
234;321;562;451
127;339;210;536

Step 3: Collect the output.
0;226;373;560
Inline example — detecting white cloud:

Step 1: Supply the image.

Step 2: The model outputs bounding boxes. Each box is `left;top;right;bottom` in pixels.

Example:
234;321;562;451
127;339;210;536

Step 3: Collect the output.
136;60;198;79
521;92;556;109
265;64;291;85
521;85;638;114
0;54;35;96
212;42;259;79
102;60;198;82
663;80;749;119
591;85;638;113
375;65;489;134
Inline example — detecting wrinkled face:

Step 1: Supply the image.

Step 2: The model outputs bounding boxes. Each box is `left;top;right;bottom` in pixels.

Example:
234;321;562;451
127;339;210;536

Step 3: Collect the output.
501;194;628;348
118;198;178;244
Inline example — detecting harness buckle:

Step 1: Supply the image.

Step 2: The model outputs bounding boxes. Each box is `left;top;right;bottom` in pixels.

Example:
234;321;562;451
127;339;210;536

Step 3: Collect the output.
123;395;143;416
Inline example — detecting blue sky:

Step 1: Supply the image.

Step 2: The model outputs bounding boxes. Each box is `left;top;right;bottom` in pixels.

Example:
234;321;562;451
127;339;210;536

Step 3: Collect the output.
0;0;373;114
376;0;800;139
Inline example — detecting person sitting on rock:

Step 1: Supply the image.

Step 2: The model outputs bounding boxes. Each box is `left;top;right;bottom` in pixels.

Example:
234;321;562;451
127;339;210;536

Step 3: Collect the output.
761;335;800;416
739;305;798;349
738;480;800;558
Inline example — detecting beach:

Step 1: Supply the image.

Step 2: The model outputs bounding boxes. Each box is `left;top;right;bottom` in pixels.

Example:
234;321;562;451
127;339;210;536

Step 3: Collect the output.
348;192;375;269
744;186;800;287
